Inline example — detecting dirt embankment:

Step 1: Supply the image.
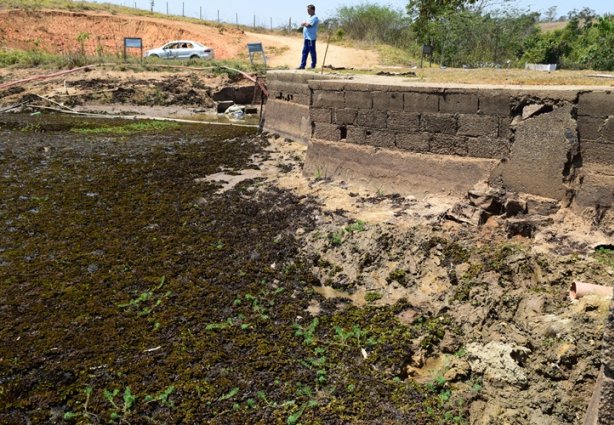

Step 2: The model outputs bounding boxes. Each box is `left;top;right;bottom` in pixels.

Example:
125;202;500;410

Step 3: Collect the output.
0;9;382;69
0;9;250;59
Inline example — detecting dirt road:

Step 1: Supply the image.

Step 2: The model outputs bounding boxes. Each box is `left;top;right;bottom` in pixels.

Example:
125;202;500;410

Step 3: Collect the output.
245;32;380;69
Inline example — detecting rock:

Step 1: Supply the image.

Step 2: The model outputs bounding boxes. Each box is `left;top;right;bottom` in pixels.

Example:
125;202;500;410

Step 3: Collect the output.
505;215;554;238
445;204;489;226
468;184;506;215
505;196;527;217
467;341;531;388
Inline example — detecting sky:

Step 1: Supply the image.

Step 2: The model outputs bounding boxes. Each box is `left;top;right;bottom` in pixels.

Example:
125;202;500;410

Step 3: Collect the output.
95;0;613;27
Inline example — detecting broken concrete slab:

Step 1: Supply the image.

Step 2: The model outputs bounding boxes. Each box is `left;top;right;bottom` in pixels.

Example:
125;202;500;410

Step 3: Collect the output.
491;104;578;200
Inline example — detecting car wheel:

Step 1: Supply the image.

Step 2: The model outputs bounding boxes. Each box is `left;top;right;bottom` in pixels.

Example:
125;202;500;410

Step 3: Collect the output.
190;55;200;59
149;54;159;58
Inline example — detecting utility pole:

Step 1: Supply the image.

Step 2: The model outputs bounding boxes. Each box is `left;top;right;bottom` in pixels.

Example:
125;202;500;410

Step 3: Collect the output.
182;2;184;17
288;17;291;33
253;14;256;30
166;1;168;15
270;17;273;31
217;10;220;22
236;13;238;27
150;0;154;13
200;6;202;20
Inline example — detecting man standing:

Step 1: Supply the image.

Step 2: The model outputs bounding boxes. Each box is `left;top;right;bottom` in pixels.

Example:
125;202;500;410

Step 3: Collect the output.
298;4;319;69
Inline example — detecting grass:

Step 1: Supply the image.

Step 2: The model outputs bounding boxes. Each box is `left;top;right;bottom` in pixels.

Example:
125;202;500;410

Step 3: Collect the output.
595;247;614;268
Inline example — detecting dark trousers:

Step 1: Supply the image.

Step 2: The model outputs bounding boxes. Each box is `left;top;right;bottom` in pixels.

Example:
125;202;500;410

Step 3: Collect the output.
300;39;317;69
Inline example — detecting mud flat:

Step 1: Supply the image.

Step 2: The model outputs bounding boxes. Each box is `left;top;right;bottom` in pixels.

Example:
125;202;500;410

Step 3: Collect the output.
0;114;612;424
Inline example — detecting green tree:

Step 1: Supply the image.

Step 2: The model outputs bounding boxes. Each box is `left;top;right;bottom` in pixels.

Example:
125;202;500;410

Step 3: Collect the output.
336;4;412;46
406;0;477;44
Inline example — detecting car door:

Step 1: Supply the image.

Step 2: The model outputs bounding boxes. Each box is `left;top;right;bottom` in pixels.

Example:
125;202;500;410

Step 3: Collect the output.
163;42;179;59
177;42;192;59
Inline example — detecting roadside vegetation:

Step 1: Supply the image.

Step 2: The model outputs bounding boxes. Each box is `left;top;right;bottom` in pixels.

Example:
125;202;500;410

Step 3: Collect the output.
331;2;613;70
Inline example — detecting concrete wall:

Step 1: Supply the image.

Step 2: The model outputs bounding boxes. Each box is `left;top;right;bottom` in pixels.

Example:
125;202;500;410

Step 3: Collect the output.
263;72;614;234
262;72;332;143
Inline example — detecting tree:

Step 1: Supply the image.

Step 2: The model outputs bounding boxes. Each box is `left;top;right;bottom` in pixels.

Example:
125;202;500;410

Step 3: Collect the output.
406;0;478;44
543;6;557;22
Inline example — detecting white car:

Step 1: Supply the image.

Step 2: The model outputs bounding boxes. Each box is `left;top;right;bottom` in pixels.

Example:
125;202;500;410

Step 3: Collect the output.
144;40;214;60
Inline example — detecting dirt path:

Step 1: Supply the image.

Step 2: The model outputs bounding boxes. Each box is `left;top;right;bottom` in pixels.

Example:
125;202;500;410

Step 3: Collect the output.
245;32;381;69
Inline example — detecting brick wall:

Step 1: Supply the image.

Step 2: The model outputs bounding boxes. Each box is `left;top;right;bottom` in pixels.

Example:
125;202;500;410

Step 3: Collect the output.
309;83;514;160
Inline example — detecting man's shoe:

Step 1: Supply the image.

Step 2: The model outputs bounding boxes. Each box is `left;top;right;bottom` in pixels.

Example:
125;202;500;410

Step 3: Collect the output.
296;67;305;70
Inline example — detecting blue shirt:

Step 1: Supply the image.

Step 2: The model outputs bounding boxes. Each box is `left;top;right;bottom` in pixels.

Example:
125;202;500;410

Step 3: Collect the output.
303;15;319;41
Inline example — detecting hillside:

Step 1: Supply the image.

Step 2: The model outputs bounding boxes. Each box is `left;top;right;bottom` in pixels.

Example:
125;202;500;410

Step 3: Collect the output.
0;8;380;69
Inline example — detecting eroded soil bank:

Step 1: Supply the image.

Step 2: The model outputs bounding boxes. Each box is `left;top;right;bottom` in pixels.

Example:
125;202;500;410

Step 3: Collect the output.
0;114;612;424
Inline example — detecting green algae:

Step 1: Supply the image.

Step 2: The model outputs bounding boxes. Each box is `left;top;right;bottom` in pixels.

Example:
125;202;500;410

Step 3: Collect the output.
70;120;180;135
0;114;454;424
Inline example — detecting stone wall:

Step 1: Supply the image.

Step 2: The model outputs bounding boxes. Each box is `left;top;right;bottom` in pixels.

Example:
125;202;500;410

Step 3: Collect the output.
263;72;614;234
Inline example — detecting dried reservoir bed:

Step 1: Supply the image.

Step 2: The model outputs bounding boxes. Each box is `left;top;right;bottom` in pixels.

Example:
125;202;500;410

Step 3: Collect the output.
0;114;612;424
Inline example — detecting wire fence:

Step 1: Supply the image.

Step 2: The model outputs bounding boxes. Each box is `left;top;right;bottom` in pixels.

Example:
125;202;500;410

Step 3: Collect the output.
113;1;299;32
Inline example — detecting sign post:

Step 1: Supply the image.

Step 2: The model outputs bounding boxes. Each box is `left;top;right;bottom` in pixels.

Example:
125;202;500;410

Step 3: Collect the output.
124;37;143;63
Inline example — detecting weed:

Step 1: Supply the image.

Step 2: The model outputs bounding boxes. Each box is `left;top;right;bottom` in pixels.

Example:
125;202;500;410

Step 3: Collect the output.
334;324;371;346
344;220;366;233
144;385;175;407
328;230;344;247
219;387;240;401
387;268;407;283
313;165;328;181
294;318;319;345
118;276;171;321
595;246;614;268
63;386;94;421
104;387;136;422
364;291;383;303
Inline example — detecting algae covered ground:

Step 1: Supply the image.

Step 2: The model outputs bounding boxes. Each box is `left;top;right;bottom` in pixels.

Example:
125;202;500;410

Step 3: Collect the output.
0;115;453;424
